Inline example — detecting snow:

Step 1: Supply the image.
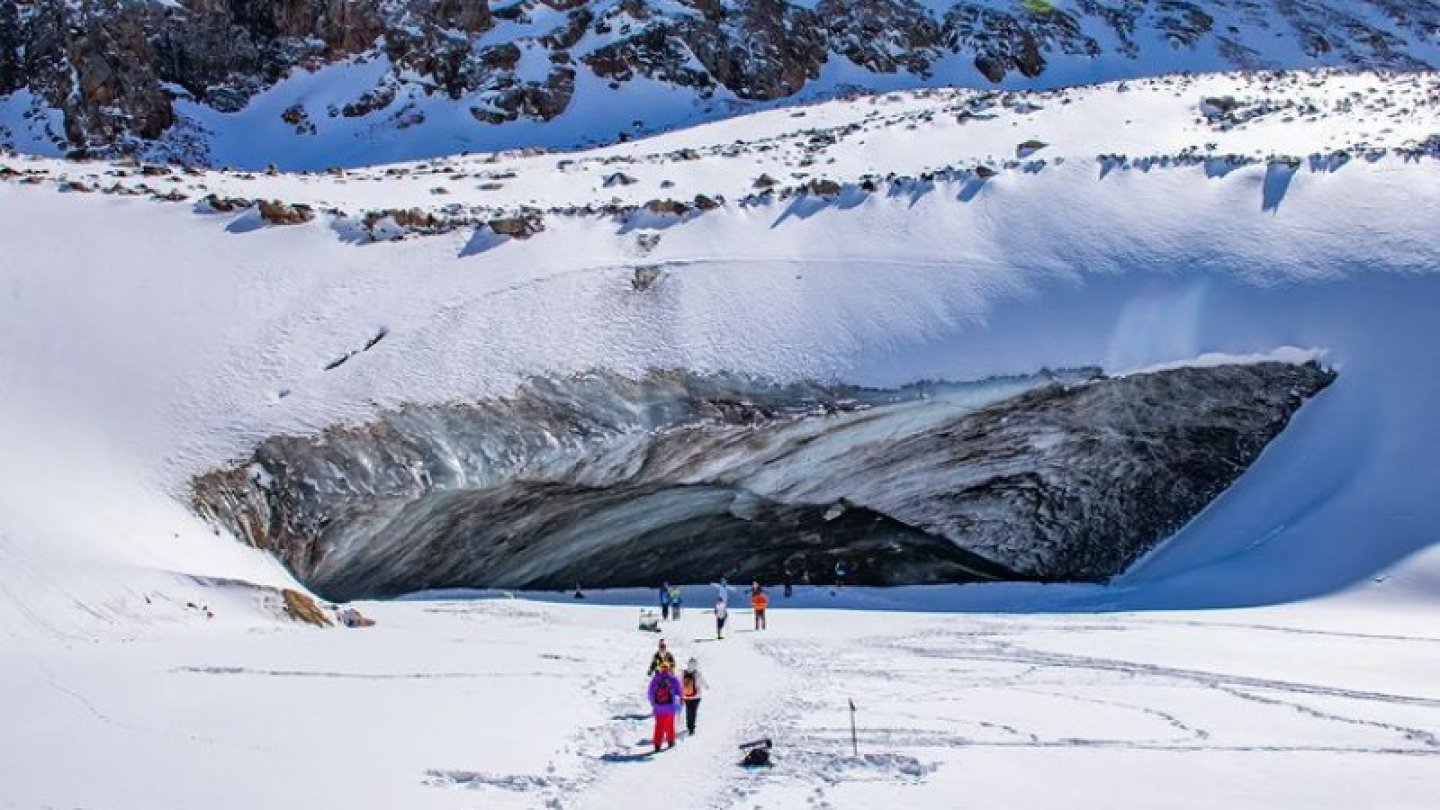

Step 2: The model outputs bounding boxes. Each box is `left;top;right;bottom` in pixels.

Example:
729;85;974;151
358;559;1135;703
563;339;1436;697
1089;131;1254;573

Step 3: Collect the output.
2;66;1440;808
24;70;1432;217
3;594;1437;809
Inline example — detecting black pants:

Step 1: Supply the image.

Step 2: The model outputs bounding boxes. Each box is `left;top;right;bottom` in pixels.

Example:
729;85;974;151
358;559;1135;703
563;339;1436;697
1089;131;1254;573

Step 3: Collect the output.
684;698;701;734
661;604;670;620
673;603;682;619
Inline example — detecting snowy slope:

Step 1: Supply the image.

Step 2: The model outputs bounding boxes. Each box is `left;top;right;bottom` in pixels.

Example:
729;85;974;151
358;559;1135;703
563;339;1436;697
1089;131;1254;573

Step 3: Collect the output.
8;70;1437;222
2;595;1438;809
3;68;1440;638
3;59;1440;810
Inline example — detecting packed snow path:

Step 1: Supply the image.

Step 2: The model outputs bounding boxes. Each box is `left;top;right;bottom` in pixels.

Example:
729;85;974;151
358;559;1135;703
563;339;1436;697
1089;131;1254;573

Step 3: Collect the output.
4;593;1438;809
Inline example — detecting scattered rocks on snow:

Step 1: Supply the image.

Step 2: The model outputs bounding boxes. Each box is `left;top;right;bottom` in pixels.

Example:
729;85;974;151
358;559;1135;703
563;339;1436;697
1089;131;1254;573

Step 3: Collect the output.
199;194;252;213
488;213;545;239
631;266;662;292
257;200;315;226
644;198;690;216
336;606;376;628
1016;139;1049;158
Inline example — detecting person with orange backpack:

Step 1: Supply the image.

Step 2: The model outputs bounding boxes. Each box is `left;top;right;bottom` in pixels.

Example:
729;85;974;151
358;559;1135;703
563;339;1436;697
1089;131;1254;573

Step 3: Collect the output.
751;587;769;630
681;657;708;736
647;662;683;752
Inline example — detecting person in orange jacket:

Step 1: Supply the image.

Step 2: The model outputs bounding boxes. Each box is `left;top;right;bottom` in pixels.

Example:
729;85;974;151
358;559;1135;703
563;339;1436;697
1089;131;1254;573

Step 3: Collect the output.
751;587;769;630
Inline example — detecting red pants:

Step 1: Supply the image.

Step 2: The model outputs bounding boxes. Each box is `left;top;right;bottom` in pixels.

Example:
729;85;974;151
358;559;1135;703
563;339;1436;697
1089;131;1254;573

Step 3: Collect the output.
653;712;676;749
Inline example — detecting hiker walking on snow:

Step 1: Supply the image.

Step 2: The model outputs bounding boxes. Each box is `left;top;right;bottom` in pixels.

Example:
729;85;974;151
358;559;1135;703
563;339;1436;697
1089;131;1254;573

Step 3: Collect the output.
647;638;676;676
669;585;683;619
648;663;683;752
834;559;847;590
751;588;769;630
659;582;673;620
681;657;708;736
714;598;728;639
782;566;794;598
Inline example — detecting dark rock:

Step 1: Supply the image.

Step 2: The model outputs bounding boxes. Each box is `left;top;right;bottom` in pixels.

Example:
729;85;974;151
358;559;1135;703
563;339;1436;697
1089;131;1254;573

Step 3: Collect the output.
488;213;545;238
200;193;252;213
1016;139;1048;157
257;199;315;225
631;265;662;291
644;198;690;215
804;178;843;197
6;0;1436;162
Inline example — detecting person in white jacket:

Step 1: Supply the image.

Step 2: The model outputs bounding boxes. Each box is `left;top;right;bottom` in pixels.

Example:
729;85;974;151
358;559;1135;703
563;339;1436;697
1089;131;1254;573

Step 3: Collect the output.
714;598;728;640
681;657;710;736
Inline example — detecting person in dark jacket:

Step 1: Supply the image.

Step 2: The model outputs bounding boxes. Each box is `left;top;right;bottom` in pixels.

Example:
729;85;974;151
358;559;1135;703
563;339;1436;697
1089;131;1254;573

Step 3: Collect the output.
650;634;676;671
647;638;676;676
659;582;673;620
648;664;683;752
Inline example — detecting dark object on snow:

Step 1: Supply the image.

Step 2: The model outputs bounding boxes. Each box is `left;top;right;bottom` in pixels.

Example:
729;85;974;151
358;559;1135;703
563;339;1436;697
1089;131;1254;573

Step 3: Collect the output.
336;606;375;627
849;698;858;756
738;738;773;768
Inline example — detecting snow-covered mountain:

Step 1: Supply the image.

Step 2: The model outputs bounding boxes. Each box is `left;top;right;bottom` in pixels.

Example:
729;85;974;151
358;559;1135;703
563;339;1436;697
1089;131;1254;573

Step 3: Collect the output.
4;9;1440;802
2;0;1438;167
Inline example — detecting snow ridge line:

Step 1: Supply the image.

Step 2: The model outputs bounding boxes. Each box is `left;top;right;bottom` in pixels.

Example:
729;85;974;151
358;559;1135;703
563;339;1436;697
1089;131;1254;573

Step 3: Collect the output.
4;149;1438;250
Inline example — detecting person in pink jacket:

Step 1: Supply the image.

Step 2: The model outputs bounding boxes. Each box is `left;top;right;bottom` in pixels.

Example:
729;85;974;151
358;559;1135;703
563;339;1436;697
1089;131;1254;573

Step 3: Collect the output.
647;663;683;752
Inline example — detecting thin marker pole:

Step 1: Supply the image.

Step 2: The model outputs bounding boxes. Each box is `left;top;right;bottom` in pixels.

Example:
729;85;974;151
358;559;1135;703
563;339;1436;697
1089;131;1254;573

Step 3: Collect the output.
848;698;858;757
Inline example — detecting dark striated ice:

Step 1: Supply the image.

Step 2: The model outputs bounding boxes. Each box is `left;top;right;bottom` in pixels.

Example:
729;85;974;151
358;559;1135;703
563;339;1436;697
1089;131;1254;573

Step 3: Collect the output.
192;363;1333;600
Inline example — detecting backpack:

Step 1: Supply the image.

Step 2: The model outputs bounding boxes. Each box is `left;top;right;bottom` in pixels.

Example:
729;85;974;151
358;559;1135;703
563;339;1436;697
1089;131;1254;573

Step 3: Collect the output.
740;747;771;768
653;678;673;704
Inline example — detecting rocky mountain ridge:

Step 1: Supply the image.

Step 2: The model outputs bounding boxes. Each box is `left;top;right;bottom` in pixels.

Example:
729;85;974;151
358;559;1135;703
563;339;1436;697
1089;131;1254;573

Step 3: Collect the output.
1;0;1436;166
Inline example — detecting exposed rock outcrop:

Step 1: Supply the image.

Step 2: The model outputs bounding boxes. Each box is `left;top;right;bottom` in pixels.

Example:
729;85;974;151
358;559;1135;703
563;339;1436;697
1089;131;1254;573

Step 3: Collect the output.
1;0;1434;162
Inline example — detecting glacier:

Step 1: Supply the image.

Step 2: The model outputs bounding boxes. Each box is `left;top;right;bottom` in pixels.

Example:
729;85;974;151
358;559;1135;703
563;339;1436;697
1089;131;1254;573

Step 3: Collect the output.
192;363;1332;599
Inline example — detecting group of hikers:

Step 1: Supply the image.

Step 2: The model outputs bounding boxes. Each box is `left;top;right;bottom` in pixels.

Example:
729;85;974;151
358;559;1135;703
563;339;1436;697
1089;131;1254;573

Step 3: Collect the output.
639;579;782;752
658;579;778;639
645;638;707;752
640;567;852;754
